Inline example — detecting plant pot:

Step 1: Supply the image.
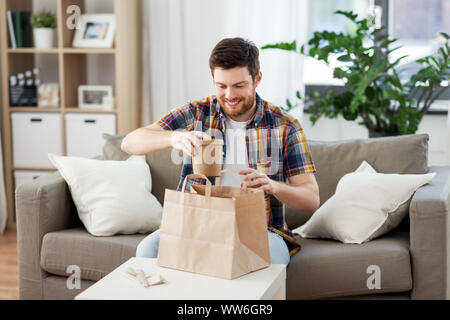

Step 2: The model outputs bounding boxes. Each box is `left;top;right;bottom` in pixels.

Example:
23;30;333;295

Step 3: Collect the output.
368;129;399;138
33;28;55;49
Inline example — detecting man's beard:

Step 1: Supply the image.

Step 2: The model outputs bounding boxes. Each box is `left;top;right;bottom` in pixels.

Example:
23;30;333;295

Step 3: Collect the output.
218;93;256;118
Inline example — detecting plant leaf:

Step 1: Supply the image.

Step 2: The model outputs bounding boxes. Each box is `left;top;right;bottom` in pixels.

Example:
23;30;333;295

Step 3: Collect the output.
261;40;297;52
337;54;352;62
334;10;358;21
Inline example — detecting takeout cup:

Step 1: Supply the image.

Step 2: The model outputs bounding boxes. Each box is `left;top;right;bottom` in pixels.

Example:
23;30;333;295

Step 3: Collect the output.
192;139;224;177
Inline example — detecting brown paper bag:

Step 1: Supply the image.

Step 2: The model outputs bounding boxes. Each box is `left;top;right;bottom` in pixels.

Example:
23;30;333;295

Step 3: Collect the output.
157;173;270;279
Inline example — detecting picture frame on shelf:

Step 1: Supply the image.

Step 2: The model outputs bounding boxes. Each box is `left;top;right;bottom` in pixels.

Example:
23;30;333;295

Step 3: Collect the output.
38;83;60;107
78;85;114;110
72;14;116;48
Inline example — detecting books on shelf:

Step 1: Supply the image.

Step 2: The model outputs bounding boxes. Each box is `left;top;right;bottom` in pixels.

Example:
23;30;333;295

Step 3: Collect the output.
6;10;33;48
7;11;16;48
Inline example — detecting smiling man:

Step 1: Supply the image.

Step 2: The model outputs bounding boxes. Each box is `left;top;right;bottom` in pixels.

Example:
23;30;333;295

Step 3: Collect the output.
121;37;319;264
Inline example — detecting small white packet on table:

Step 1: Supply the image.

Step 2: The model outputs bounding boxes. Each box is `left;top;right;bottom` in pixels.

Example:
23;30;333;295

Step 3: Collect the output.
122;267;167;288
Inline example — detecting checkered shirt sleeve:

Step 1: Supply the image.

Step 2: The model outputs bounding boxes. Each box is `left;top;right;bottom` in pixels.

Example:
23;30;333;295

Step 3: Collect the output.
283;120;316;177
155;103;196;130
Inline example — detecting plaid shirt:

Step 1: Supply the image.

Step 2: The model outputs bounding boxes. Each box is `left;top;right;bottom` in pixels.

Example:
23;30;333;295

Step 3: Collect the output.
156;93;316;256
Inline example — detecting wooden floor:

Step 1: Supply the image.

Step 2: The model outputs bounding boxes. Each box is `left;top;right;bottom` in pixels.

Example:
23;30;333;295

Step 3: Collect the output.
0;229;19;300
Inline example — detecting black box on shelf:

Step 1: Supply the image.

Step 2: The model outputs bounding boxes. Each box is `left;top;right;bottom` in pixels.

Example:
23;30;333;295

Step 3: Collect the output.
9;84;38;107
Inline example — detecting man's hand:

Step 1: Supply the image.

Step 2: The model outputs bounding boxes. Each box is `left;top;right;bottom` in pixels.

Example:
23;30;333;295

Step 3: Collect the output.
239;168;320;213
170;131;212;157
239;168;280;195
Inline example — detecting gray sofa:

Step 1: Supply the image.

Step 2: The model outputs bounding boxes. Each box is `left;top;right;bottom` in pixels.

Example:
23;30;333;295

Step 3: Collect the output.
16;133;450;300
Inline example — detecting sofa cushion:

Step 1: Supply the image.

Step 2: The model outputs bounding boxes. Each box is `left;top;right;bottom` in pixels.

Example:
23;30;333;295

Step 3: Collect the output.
310;133;429;205
48;154;163;237
41;229;411;299
102;133;182;204
294;161;435;244
102;134;129;161
41;227;148;281
286;231;412;299
285;133;429;229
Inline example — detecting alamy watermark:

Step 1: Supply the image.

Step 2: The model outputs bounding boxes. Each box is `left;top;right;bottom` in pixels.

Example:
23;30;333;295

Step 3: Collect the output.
366;265;381;290
169;128;282;175
66;5;81;30
66;265;81;290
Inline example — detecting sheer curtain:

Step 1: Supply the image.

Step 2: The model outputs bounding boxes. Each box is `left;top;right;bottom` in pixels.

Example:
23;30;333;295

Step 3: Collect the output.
0;65;6;232
141;0;309;125
0;132;6;233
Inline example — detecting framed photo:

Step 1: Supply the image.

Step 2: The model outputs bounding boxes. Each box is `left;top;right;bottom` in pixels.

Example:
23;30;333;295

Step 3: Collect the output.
72;14;116;48
38;83;60;107
78;85;114;110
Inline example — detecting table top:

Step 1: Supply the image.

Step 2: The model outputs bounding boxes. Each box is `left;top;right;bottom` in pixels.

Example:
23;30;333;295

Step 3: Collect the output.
75;257;286;300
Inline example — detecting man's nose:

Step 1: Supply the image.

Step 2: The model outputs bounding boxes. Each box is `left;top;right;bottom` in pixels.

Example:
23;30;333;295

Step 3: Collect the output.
225;88;235;99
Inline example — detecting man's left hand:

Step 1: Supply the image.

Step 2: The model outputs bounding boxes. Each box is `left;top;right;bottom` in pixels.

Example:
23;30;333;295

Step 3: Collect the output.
239;168;279;195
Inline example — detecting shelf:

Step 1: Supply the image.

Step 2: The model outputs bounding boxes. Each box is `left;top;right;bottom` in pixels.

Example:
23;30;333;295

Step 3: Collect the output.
7;48;59;54
64;108;117;114
6;48;116;54
12;167;57;172
9;107;61;112
63;48;116;54
9;107;117;114
1;0;140;231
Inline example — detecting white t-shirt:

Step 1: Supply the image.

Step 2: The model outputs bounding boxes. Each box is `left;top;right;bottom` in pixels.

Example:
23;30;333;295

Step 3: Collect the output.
220;117;249;187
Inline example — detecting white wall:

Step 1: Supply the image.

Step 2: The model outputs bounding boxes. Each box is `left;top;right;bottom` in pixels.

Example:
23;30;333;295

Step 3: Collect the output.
300;101;450;166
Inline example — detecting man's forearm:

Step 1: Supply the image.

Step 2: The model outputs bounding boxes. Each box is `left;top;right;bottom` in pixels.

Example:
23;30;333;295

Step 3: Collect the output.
273;181;320;213
121;127;173;155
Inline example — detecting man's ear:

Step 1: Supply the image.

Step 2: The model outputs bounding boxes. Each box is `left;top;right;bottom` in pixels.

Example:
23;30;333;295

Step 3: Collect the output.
254;72;262;87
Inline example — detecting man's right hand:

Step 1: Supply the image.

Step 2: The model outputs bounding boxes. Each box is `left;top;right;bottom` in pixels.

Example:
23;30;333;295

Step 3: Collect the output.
121;122;212;157
170;131;212;157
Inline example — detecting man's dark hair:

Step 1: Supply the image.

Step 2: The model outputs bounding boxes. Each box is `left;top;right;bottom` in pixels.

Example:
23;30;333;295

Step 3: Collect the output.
209;37;260;81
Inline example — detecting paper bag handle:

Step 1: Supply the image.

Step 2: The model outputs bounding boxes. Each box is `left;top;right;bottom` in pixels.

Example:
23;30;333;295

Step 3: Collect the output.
182;173;212;196
218;169;248;190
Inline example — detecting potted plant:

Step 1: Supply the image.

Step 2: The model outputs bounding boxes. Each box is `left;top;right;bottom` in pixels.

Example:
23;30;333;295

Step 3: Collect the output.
262;11;450;137
31;10;57;49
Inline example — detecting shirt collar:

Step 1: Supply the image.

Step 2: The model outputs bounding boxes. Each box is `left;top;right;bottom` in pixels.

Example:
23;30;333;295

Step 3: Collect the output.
215;92;264;127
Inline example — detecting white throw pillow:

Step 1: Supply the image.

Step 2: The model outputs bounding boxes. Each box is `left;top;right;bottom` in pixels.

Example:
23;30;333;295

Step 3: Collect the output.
48;153;162;236
293;161;436;244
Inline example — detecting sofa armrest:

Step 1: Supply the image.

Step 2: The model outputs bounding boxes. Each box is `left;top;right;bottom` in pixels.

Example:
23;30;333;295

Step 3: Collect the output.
410;165;450;299
15;171;79;299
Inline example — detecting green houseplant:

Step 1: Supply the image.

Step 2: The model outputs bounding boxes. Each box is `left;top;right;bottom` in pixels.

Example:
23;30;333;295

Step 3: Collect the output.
262;10;450;137
31;10;57;49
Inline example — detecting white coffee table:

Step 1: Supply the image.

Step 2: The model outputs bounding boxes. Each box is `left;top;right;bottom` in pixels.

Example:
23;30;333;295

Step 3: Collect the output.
75;257;286;300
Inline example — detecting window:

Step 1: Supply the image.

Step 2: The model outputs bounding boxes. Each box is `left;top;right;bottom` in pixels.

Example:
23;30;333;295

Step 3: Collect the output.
303;0;449;109
303;0;373;85
389;0;450;81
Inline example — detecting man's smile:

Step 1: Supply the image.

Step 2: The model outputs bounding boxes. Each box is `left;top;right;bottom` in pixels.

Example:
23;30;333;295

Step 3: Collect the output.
225;99;242;107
